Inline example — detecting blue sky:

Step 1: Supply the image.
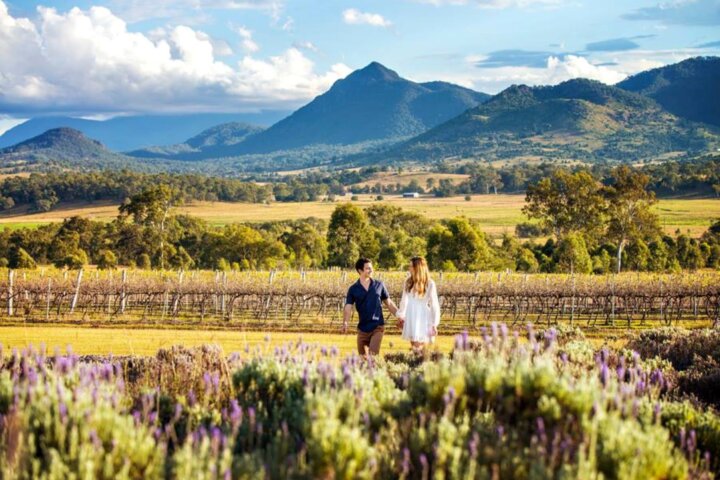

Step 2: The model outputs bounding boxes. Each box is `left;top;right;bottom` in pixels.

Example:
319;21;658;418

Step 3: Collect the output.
1;0;719;131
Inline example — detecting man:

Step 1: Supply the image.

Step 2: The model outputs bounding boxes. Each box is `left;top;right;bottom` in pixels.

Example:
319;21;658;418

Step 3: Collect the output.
343;258;400;356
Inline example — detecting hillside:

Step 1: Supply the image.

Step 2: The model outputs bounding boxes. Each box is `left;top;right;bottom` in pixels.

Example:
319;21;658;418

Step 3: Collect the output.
0;128;154;172
617;56;720;127
127;122;264;160
382;78;720;163
217;62;490;155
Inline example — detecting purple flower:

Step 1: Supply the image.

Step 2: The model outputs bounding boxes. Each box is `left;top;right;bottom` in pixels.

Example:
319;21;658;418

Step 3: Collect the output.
599;363;609;388
58;402;68;422
401;448;410;475
469;432;479;457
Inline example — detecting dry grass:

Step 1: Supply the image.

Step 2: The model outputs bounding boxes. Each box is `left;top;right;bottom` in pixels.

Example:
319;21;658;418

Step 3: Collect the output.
0;325;456;357
0;195;717;237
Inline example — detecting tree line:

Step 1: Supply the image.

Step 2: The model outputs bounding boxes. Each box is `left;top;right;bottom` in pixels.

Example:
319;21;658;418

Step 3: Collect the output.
2;155;719;214
1;172;718;273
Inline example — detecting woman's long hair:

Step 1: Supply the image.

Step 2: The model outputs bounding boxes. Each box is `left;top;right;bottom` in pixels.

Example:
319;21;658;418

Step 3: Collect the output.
405;256;430;297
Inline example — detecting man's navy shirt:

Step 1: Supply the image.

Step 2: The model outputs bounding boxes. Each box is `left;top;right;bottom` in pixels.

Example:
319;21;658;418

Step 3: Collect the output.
346;278;390;332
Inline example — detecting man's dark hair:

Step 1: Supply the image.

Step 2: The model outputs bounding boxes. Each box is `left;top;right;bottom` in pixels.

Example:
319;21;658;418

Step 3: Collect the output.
355;258;371;273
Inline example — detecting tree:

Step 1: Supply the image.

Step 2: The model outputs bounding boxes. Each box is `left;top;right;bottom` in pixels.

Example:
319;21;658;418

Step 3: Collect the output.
327;204;370;268
603;166;661;273
523;170;606;240
0;197;14;210
97;250;118;270
137;253;152;269
9;247;36;269
515;248;540;273
54;249;88;270
554;233;592;274
426;217;495;271
119;185;180;270
281;223;327;268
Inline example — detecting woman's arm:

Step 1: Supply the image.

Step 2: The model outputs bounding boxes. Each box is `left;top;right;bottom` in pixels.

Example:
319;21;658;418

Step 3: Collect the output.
430;280;441;328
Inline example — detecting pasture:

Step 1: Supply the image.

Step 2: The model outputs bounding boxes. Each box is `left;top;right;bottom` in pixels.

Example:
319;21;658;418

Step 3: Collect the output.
0;194;718;236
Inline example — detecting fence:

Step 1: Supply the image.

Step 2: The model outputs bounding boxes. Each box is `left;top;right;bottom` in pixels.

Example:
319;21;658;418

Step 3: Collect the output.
1;269;719;332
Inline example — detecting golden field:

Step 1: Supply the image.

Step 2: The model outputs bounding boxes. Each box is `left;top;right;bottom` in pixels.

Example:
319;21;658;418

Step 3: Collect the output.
0;194;718;236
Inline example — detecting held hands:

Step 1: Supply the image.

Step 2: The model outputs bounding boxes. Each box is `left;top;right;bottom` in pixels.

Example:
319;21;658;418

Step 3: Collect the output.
429;325;438;337
396;316;405;329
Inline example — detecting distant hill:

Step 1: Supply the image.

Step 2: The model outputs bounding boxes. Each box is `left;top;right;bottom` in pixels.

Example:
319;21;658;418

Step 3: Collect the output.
127;122;264;160
0;112;290;151
382;78;720;163
217;62;490;155
617;56;720;127
0;128;152;172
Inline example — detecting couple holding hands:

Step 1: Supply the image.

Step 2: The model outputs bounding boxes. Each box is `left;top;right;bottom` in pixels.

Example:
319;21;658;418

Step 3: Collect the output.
343;256;441;356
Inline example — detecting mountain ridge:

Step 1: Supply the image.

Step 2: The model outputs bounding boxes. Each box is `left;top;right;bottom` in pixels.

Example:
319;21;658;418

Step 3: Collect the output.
617;56;720;127
211;62;490;156
381;77;720;163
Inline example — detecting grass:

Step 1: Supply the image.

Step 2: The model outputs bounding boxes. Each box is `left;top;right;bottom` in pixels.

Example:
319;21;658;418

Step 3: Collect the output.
0;325;457;357
0;195;717;236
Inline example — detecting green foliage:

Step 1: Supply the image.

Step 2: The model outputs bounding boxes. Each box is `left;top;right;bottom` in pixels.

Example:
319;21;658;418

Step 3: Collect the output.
385;77;720;164
515;247;540;273
426;217;496;271
54;249;88;270
96;249;118;270
4;327;720;478
554;233;592;274
326;203;372;268
9;247;36;269
524;170;606;240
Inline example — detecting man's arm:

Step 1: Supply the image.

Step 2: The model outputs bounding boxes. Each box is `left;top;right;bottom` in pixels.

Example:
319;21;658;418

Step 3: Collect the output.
342;303;353;334
383;298;399;316
380;282;399;316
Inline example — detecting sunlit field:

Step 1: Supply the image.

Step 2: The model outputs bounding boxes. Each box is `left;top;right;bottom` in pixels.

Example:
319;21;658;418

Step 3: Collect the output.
0;195;718;236
0;325;460;356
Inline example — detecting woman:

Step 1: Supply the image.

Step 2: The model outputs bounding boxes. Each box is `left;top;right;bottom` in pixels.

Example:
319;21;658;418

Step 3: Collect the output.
396;256;441;352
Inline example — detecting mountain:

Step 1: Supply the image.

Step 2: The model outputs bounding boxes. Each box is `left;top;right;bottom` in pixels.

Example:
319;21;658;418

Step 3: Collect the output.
216;62;490;155
0;112;290;151
382;78;720;163
0;128;151;172
617;56;720;127
127;122;264;160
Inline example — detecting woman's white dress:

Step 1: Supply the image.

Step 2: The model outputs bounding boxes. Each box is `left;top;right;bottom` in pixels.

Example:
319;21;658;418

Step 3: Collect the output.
397;279;441;343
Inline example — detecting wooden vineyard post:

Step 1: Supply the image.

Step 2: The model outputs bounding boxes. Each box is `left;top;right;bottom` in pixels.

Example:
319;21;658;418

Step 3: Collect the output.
610;275;616;326
221;271;227;319
570;274;576;327
45;278;52;321
7;269;14;317
120;269;128;314
70;269;83;315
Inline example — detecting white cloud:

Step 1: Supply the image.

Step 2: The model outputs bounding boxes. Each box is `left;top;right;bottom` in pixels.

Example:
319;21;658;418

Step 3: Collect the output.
235;26;260;53
0;2;351;115
458;55;642;93
342;8;393;28
280;16;294;31
293;40;319;52
0;116;27;135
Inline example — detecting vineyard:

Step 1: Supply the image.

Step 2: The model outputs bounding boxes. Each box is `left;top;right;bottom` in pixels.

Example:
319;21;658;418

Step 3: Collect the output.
1;268;719;331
